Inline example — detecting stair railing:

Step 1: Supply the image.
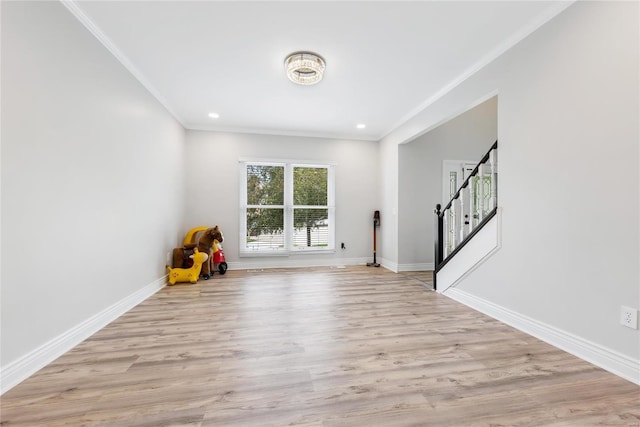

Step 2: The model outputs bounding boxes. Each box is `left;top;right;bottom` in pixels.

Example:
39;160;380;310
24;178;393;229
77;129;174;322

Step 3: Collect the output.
434;141;498;289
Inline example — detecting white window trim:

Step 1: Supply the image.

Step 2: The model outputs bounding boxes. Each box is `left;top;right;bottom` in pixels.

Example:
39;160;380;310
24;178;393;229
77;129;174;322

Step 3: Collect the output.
239;160;335;256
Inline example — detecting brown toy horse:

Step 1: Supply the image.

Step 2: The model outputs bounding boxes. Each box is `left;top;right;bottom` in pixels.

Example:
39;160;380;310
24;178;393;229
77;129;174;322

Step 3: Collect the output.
172;226;224;280
195;226;223;279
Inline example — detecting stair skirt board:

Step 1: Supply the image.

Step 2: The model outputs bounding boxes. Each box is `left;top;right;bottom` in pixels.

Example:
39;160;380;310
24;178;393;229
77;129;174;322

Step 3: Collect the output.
398;263;435;272
436;209;502;293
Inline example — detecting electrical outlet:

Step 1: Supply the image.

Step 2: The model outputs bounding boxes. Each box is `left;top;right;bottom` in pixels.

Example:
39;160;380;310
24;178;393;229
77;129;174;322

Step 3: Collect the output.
620;306;638;329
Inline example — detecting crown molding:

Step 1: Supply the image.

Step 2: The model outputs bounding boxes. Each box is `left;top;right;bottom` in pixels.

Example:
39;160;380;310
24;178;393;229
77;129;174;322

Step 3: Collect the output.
186;123;379;142
60;0;186;127
61;0;575;143
60;0;379;141
381;1;576;142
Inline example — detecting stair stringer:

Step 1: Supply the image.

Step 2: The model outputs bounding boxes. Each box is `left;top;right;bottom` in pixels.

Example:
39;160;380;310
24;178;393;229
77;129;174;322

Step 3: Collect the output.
436;208;502;293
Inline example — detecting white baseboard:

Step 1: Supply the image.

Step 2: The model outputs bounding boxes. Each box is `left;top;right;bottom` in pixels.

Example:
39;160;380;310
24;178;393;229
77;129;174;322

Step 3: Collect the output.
227;257;370;271
0;275;167;394
444;287;640;385
398;262;435;272
378;257;398;273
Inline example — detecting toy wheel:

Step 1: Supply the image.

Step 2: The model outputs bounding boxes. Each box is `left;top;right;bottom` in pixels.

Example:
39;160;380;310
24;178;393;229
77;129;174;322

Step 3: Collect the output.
218;262;228;275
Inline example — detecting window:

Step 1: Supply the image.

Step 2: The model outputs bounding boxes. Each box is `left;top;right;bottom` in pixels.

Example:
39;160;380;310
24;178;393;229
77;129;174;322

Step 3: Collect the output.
240;161;335;254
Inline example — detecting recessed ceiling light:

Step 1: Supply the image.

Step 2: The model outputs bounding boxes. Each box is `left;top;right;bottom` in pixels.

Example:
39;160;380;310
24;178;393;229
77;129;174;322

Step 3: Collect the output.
208;112;220;119
356;124;366;129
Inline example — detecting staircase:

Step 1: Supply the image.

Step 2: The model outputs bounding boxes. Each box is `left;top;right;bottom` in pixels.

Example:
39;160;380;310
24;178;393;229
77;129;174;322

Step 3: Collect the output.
434;141;499;291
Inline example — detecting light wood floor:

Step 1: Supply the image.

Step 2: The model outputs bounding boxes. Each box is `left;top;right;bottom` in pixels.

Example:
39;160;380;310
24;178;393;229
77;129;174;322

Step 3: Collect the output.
2;266;638;426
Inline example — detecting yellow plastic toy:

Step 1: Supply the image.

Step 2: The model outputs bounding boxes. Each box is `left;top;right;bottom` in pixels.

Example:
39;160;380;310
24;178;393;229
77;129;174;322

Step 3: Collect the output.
174;225;223;279
182;226;208;247
166;249;209;285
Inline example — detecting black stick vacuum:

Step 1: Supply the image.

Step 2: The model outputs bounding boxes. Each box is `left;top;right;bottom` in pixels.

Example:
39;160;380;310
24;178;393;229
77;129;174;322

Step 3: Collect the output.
366;211;380;267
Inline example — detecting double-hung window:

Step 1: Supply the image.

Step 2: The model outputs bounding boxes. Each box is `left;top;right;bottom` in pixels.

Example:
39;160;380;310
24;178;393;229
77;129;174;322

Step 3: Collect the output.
240;160;335;254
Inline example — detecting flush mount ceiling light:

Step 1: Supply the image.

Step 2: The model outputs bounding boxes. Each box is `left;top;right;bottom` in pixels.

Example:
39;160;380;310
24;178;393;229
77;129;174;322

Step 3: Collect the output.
285;51;326;85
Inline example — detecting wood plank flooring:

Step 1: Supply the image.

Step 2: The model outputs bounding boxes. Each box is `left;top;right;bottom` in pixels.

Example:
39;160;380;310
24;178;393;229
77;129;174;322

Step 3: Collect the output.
2;266;638;426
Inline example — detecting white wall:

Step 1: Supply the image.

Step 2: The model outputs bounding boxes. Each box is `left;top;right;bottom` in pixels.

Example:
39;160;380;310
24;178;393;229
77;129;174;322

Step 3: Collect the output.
184;130;378;268
398;97;497;267
1;1;185;379
384;1;640;371
378;137;399;271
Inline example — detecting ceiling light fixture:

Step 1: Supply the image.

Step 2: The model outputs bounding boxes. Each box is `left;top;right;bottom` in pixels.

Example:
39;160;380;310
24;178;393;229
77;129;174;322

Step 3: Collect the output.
356;124;366;129
208;112;220;119
285;51;326;85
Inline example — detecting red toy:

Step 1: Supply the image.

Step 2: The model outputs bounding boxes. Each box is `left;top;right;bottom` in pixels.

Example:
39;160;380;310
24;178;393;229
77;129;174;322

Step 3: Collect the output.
212;239;228;275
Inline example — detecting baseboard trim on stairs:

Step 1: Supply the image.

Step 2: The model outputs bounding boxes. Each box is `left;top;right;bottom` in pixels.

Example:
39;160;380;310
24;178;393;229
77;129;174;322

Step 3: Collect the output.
0;275;167;395
398;263;435;272
445;287;640;385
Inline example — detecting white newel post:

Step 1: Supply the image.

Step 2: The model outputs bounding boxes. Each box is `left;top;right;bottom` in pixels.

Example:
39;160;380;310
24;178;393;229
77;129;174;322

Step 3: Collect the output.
443;211;449;258
489;149;497;210
459;190;465;243
450;201;456;251
478;163;485;221
468;179;475;233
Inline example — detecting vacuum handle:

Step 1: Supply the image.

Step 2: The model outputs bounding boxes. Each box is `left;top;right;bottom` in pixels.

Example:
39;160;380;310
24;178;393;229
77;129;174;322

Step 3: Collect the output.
373;210;380;227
